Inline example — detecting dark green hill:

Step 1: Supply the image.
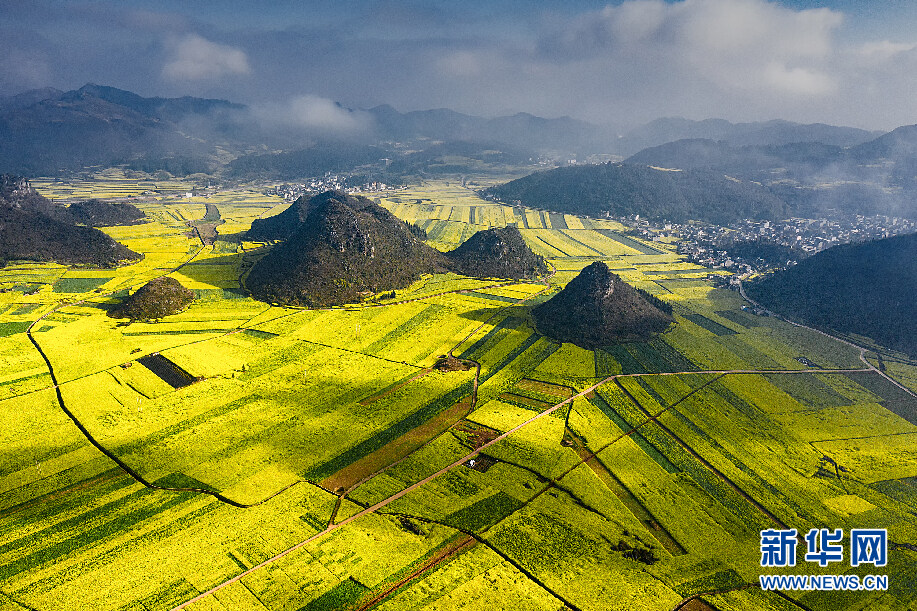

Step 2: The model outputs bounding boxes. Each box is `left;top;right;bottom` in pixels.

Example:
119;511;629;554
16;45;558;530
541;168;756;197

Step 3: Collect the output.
745;233;917;356
0;175;140;267
533;262;674;348
445;226;547;280
245;191;445;307
62;199;146;227
227;143;390;181
108;277;195;320
247;190;360;242
483;162;788;224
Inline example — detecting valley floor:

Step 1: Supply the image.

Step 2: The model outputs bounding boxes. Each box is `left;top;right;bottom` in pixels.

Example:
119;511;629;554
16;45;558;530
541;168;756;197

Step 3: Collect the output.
1;173;915;611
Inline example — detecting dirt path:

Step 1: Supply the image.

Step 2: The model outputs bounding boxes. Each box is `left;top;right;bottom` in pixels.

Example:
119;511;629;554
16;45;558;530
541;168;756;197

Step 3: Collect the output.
170;364;877;610
354;535;477;611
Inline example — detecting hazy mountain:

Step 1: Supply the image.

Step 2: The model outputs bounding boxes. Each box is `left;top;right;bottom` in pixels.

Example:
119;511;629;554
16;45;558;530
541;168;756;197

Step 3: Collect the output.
625;139;843;177
533;262;674;348
0;83;907;192
227;143;391;181
625;125;917;219
482;162;789;223
850;124;917;160
0;84;247;175
618;117;878;156
746;233;917;356
368;105;611;152
245;191;445;307
0;87;64;111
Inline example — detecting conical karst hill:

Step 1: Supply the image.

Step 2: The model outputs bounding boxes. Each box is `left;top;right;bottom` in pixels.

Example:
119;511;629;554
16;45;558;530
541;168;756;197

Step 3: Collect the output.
245;191;446;307
533;261;674;348
108;277;194;320
445;225;547;280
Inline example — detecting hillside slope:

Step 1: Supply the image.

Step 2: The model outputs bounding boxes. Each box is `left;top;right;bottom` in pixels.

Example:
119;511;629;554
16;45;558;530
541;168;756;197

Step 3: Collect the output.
445;226;547;280
245;191;445;306
0;175;140;267
746;233;917;356
482;162;788;223
533;262;674;348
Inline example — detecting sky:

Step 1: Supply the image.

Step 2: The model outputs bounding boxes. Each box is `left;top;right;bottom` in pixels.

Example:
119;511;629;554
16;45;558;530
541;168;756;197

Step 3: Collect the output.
2;0;917;131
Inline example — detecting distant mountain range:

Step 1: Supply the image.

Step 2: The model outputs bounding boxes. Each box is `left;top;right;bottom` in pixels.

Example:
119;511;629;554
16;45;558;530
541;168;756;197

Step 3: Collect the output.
746;233;917;356
0;83;901;182
624;124;917;218
0;84;248;175
366;104;611;154
618;117;879;154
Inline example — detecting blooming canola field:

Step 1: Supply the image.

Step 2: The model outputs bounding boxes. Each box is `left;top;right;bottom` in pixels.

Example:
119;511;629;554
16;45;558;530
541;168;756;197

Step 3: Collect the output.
0;175;915;611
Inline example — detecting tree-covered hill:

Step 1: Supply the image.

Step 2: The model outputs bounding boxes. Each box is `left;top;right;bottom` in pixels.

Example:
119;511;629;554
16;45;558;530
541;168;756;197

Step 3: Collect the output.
482;162;789;224
533;262;674;348
245;191;446;307
62;199;146;227
746;232;917;356
108;277;194;320
444;226;547;280
0;175;140;267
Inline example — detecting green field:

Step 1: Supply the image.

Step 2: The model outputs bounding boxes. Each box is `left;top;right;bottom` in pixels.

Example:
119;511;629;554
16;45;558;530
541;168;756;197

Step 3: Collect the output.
0;177;915;611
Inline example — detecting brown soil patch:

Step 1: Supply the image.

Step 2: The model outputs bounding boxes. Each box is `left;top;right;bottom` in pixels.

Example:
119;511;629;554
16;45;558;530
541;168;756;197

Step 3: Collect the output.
681;599;719;611
321;396;473;492
451;420;500;449
434;355;474;372
463;454;499;473
355;535;476;611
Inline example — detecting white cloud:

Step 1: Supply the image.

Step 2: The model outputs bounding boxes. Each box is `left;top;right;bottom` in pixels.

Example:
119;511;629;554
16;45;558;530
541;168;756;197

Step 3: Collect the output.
855;40;917;62
255;95;374;134
437;51;484;78
762;62;836;96
540;0;842;101
162;34;250;81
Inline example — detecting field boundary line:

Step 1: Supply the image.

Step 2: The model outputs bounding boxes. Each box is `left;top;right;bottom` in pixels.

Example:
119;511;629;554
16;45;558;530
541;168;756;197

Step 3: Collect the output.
170;364;876;609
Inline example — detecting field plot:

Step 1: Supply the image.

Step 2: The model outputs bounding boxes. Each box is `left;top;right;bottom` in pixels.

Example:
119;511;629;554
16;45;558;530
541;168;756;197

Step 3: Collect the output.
1;178;915;611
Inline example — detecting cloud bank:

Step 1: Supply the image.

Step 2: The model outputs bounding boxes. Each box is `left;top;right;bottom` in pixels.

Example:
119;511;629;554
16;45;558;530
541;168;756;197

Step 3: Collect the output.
254;95;374;136
2;0;917;130
162;34;250;82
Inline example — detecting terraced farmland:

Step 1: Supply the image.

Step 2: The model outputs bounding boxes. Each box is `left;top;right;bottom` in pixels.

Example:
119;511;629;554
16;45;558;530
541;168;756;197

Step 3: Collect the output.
0;177;915;611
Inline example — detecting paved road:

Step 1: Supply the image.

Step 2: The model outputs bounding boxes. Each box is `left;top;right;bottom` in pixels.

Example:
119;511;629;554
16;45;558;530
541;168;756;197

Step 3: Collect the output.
738;279;916;399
